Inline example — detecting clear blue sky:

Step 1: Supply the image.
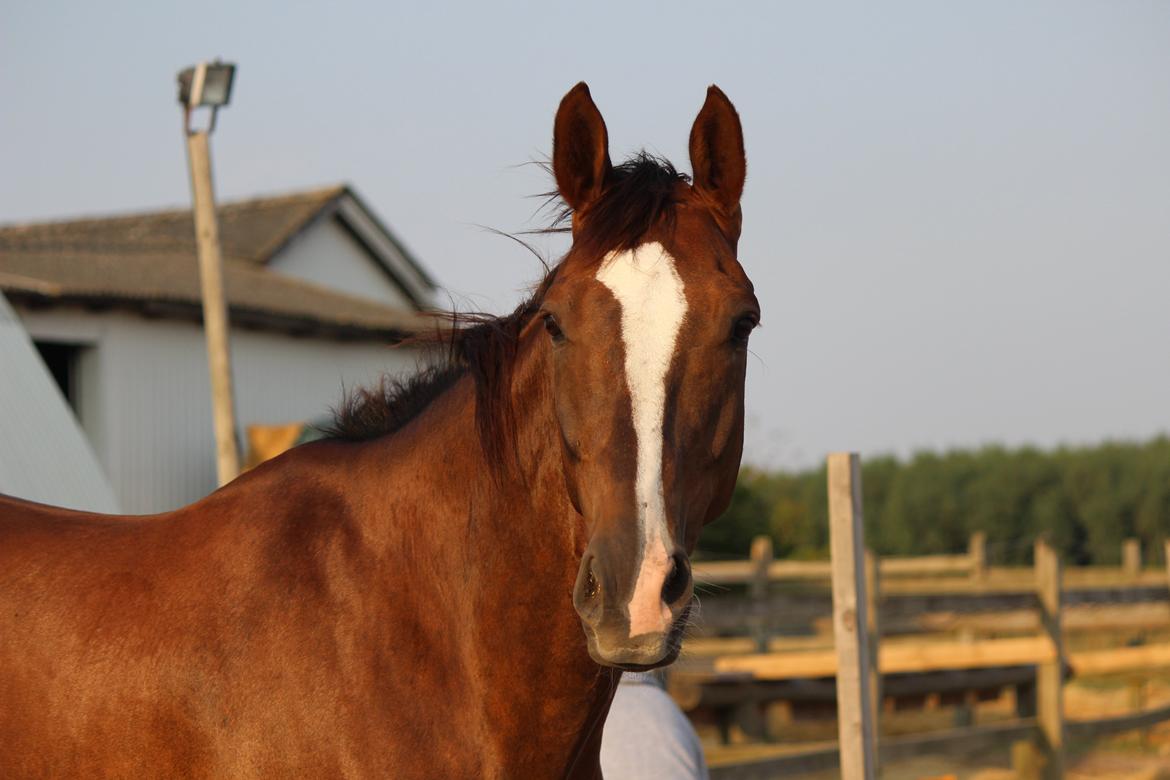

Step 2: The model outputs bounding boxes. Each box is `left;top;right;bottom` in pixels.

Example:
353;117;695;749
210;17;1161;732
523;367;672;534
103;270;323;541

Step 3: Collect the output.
3;1;1168;469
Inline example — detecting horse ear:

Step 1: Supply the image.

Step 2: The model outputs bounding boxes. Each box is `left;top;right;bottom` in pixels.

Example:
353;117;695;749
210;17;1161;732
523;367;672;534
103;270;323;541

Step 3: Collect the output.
689;85;746;215
553;82;612;213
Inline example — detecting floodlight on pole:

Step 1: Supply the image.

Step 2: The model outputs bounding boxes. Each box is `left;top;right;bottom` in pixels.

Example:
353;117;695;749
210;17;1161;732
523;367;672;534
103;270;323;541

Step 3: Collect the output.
178;60;236;133
178;60;241;486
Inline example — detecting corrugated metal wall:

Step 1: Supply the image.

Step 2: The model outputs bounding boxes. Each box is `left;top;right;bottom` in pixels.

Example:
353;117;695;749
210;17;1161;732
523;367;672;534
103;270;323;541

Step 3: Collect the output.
0;293;120;512
17;308;422;514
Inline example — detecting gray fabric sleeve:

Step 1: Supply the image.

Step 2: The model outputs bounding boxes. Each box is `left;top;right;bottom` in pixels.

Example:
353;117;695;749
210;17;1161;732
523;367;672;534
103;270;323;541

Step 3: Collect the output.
599;677;709;780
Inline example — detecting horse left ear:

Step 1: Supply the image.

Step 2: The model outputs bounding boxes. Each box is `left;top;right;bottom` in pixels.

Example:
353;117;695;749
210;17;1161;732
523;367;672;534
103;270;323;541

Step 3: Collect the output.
553;82;613;214
689;85;746;217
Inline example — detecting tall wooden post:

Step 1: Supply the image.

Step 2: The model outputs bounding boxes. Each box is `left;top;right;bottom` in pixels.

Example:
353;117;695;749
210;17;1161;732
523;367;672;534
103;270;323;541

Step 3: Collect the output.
186;130;240;486
749;535;774;653
864;548;882;742
1164;539;1170;591
969;531;987;583
827;453;877;780
1123;538;1141;580
1035;538;1065;780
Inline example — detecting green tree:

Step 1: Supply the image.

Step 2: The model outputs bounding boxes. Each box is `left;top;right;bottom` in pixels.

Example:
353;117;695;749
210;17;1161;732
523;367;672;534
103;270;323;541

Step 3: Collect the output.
704;435;1170;565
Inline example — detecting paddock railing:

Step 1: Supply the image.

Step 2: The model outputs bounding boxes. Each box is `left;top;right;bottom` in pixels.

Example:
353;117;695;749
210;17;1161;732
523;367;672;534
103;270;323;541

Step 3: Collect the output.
684;453;1170;780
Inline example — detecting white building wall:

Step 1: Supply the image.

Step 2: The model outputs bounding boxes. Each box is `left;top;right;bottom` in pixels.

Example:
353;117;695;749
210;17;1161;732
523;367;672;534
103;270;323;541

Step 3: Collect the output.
17;308;422;515
0;294;120;513
270;217;417;310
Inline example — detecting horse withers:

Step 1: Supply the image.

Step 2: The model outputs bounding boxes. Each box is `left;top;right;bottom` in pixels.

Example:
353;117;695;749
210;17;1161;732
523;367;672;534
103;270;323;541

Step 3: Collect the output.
0;83;757;778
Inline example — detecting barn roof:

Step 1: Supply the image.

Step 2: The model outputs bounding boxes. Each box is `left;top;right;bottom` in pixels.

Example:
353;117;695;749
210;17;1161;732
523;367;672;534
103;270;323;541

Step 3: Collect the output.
0;185;438;341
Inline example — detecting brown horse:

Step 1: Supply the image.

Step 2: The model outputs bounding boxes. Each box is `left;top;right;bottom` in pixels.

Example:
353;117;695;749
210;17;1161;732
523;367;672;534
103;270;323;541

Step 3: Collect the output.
0;82;756;778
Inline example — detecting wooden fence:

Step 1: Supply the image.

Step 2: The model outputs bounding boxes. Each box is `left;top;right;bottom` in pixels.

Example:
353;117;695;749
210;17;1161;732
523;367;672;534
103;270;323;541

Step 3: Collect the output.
689;452;1170;780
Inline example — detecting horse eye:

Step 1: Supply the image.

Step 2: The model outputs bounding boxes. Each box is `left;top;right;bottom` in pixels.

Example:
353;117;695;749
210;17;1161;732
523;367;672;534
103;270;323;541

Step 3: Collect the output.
543;314;566;343
731;315;758;346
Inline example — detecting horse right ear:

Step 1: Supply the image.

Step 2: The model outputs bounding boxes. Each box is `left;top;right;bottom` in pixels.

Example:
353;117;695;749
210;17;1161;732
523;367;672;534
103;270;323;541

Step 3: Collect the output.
689;85;746;218
553;82;612;213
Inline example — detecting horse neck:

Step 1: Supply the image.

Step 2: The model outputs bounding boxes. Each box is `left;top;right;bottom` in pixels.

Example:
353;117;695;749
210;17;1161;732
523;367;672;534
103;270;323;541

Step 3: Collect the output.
481;337;619;773
356;333;616;774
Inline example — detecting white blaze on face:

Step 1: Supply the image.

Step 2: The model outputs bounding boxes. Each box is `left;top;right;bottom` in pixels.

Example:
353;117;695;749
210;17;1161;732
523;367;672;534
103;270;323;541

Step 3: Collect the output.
595;241;688;638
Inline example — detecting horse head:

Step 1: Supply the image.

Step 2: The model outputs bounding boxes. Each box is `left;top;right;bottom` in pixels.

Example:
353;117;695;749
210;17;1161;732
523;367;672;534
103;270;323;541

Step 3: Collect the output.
540;83;758;669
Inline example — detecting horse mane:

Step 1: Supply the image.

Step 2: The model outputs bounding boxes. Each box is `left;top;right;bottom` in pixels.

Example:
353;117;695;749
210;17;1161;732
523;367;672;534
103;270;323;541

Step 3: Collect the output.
324;152;690;468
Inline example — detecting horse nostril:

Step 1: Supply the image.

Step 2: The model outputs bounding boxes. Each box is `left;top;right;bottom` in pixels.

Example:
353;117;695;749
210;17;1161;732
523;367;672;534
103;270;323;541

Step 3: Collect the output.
661;552;691;605
584;567;600;601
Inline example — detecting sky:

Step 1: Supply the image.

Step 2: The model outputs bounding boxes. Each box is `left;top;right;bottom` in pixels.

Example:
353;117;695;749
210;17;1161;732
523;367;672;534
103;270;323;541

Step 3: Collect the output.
2;1;1168;470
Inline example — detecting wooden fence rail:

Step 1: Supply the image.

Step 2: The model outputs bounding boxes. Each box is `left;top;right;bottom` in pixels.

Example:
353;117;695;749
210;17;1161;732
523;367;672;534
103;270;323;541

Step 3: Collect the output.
707;638;1170;681
709;702;1170;780
693;553;977;586
693;539;1155;588
713;636;1058;679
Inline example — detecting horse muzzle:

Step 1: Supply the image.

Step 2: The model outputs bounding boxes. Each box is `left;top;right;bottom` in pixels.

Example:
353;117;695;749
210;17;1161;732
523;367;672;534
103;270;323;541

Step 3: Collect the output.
572;544;693;669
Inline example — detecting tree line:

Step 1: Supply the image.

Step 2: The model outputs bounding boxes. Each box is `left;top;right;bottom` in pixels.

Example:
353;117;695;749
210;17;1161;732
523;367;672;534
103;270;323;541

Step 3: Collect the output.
702;435;1170;566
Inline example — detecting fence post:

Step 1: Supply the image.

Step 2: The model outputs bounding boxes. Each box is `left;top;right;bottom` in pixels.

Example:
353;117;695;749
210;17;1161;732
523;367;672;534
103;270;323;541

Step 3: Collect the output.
1164;539;1170;591
827;452;877;780
864;548;882;743
1012;740;1042;780
1035;537;1065;780
749;535;774;653
969;531;988;583
1123;538;1141;580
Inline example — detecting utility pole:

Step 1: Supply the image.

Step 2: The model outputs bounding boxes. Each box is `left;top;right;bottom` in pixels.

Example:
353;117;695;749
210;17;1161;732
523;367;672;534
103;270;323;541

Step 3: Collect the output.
178;61;240;485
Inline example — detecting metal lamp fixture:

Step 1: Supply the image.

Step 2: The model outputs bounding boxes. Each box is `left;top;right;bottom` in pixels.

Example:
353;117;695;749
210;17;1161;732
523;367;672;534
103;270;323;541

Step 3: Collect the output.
178;60;236;133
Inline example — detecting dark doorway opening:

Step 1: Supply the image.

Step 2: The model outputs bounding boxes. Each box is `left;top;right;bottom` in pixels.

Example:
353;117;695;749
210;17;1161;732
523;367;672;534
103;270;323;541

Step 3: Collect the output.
34;341;83;413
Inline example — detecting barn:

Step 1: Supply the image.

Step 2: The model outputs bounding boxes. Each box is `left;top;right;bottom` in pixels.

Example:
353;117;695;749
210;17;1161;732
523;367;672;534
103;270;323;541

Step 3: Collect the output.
0;185;438;514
